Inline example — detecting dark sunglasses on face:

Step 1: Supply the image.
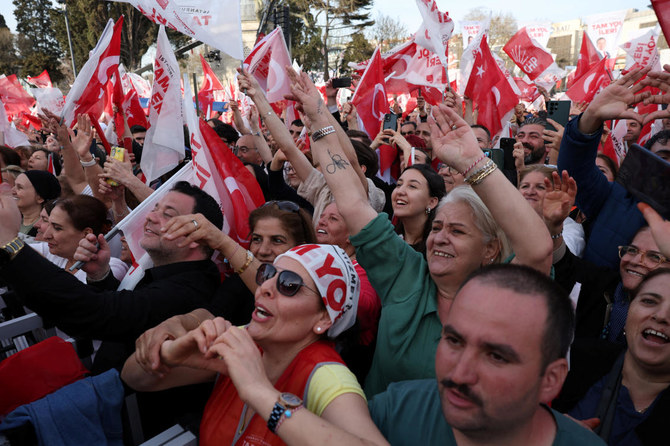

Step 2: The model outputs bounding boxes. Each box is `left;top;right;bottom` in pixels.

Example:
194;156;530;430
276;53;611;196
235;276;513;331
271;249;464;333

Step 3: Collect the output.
256;263;320;297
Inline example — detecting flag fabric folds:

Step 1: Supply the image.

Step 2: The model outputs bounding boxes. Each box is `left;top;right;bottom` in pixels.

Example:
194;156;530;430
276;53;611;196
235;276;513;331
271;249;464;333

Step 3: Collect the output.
140;25;185;184
243;27;292;104
414;0;454;70
351;47;389;139
61;17;123;127
113;0;244;60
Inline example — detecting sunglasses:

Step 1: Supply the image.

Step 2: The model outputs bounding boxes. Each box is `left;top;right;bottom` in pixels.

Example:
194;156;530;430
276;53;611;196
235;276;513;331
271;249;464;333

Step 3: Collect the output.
256;263;319;297
261;200;300;213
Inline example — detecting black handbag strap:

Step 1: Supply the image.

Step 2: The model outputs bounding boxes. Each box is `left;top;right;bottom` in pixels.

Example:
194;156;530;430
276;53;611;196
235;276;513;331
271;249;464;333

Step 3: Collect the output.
593;352;626;441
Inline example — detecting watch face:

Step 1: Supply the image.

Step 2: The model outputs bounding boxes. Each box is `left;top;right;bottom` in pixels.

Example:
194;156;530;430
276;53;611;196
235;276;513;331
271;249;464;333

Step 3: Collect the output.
280;392;302;407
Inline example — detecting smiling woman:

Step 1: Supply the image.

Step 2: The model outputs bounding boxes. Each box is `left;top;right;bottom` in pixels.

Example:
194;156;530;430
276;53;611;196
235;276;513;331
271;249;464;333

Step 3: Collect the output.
566;268;670;445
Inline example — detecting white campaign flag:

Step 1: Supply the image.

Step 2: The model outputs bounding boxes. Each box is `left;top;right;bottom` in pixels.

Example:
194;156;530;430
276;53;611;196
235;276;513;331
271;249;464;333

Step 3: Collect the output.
0;98;29;148
584;10;627;60
30;87;65;116
112;0;244;60
115;162;192;290
141;26;185;183
414;0;454;70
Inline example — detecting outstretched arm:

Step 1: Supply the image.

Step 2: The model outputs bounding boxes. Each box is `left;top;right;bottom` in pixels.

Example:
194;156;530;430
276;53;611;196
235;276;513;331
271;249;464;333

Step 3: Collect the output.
430;105;553;274
285;69;377;235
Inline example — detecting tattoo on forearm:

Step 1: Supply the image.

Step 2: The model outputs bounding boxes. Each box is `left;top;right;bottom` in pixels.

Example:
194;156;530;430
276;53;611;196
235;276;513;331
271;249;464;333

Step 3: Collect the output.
325;149;350;174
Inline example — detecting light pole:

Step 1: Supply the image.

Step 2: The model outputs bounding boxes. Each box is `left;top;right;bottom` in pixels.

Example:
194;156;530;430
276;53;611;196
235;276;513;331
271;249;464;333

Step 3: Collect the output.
56;0;77;78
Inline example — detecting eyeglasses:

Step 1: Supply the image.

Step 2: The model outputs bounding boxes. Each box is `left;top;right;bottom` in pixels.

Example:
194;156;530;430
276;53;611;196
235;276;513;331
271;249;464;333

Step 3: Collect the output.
618;245;669;267
436;163;459;175
261;200;300;213
256;263;320;297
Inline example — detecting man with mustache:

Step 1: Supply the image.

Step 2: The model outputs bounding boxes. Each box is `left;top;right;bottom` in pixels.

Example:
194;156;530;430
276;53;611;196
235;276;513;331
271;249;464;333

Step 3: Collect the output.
368;264;605;445
515;117;550;166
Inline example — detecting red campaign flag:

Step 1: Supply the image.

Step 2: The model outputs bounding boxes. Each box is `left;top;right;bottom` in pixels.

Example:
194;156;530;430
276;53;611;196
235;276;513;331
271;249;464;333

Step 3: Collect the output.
199;54;224;91
652;0;670;47
123;89;149;129
513;77;540;103
565;57;611;103
19;112;42;131
569;31;602;88
0;75;36;118
243;27;292;103
503;27;555;81
636;86;662;146
351;47;389;139
198;54;224;113
26;70;53;89
61;17;123;126
465;35;518;137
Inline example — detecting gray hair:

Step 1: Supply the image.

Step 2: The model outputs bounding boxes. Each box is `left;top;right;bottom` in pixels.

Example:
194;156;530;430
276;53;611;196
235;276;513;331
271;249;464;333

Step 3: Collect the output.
437;186;511;263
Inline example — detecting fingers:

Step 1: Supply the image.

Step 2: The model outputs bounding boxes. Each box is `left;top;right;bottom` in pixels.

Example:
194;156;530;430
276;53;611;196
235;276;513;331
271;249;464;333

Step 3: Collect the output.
638;202;664;227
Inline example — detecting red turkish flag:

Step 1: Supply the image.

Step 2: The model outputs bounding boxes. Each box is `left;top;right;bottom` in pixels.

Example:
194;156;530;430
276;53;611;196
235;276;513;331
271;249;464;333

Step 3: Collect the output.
122;89;149;129
243;27;292;103
351;47;388;139
569;31;602;88
652;0;670;47
565;57;610;103
61;17;123;126
503;28;555;81
0;75;35;118
26;70;53;89
465;35;517;137
198;54;224;113
513;77;540;103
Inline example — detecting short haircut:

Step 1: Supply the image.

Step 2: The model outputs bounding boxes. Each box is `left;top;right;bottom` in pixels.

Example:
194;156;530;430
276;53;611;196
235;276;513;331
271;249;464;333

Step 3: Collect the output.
644;129;670;151
401;121;417;131
346;130;372;147
470;124;491;141
519;116;547;130
351;139;379;177
130;125;147;134
207;120;239;144
461;264;575;371
290;119;304;127
171;181;223;230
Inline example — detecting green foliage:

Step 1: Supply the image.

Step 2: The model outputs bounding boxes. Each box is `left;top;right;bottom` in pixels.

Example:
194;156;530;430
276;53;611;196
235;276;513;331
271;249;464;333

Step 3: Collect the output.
0;27;19;76
13;0;64;82
341;31;373;73
50;0;191;82
283;0;323;71
0;14;7;29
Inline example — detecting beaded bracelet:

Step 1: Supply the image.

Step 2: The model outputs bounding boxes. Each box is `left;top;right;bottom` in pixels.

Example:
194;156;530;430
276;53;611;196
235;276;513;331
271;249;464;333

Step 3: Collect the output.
461;153;488;176
551;231;563;240
465;159;497;186
235;250;254;275
464;158;493;182
275;405;302;433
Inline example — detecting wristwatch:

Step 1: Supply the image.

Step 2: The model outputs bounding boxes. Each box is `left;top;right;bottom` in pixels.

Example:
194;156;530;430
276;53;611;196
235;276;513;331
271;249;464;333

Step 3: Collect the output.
267;392;303;434
0;237;25;266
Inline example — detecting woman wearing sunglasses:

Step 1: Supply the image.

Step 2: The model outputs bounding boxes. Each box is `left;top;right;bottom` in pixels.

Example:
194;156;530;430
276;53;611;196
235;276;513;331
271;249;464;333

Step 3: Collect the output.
122;244;389;446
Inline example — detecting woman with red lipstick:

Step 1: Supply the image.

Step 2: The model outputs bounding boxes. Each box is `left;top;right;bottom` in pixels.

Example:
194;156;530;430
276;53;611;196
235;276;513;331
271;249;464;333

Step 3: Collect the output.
564;268;670;445
122;244;389;446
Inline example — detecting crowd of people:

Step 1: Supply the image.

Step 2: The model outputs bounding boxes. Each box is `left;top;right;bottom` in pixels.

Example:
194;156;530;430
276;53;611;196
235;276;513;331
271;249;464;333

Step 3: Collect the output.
0;55;670;446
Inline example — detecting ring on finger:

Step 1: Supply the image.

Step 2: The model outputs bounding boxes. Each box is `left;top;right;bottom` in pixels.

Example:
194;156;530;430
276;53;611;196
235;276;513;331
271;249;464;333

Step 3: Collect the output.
451;124;458;130
192;219;199;229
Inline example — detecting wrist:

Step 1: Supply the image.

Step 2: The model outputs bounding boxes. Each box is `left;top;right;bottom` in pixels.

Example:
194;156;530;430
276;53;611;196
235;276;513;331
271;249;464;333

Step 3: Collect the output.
87;267;111;282
577;110;602;135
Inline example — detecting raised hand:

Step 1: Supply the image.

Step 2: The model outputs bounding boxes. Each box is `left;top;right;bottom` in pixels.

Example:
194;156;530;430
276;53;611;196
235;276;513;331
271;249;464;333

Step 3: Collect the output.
543;118;564;153
71;114;95;159
542;170;577;233
579;66;651;133
637;203;670;258
429;104;483;173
